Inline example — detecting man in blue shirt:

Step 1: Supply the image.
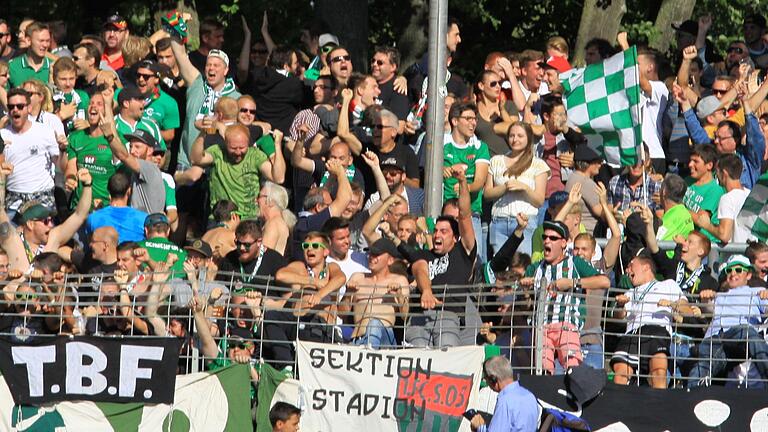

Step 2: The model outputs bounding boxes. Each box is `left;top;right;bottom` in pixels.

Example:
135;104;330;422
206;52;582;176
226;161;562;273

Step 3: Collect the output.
687;254;768;388
471;356;538;432
85;171;148;243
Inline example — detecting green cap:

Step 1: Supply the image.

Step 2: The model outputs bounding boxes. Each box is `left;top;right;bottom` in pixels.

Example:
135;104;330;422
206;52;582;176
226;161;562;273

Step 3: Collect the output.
20;203;54;223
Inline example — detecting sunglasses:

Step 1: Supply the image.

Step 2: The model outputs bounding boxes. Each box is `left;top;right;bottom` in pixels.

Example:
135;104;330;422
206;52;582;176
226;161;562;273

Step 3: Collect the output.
321;45;335;54
542;234;564;242
727;47;744;54
239;108;257;115
725;266;749;274
16;291;38;301
136;72;156;81
371;59;385;66
0;32;9;37
712;88;729;95
236;239;258;249
231;340;254;350
8;103;27;111
34;216;54;225
330;55;350;63
302;242;327;250
487;80;501;88
373;124;394;130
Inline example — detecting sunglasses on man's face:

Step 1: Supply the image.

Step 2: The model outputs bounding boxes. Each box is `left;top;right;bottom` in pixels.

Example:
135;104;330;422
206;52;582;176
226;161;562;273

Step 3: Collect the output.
330;55;350;63
8;103;27;111
239;108;257;115
542;234;564;242
371;59;385;66
236;239;258;250
16;291;38;301
302;242;327;250
231;340;254;350
136;72;156;81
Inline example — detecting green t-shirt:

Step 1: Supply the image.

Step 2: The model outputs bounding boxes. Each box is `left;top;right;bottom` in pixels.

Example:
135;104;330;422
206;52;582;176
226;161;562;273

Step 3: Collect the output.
683;178;725;243
138;236;187;275
254;134;275;157
8;55;51;88
115;114;167;152
208;145;268;219
658;203;694;241
56;89;90;131
66;130;117;208
161;173;177;210
443;135;490;214
116;88;180;132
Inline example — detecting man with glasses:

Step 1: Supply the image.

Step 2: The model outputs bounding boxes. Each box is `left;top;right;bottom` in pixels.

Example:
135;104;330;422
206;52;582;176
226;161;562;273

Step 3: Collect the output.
217;219;286;288
327;46;353;87
363;153;424;216
687;255;768;388
442;101;490;262
371;46;409;127
130;59;180;143
114;87;167;153
0;19;15;62
519;220;609;375
1;88;60;213
264;231;346;365
101;14;129;71
8;22;51;87
725;41;750;75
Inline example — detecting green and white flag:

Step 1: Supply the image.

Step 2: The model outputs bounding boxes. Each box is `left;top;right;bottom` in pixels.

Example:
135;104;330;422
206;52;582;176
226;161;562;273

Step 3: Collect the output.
0;364;253;431
561;46;643;167
737;171;768;242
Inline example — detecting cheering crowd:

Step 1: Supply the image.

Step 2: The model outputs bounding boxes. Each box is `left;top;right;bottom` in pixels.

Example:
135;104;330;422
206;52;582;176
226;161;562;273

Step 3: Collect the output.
1;9;768;424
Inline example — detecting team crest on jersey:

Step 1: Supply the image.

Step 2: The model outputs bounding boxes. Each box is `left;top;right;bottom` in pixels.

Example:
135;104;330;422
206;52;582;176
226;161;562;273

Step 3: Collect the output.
98;145;108;151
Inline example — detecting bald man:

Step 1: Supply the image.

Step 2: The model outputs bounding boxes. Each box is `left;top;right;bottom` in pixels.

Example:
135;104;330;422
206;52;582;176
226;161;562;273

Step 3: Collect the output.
71;226;119;289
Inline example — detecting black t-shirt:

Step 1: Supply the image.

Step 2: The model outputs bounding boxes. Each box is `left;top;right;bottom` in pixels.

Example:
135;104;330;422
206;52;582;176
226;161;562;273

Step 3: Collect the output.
413;243;477;313
247;124;264;143
375;143;419;181
0;315;48;344
217;247;287;289
70;249;118;293
378;78;410;121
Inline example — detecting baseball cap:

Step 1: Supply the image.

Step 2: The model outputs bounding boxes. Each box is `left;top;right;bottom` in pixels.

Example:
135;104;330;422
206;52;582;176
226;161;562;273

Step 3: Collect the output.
103;13;128;31
144;213;170;227
696;95;722;120
380;154;406;172
117;86;146;107
538;56;572;74
207;49;229;67
671;19;698;36
722;254;754;273
20;203;55;223
318;33;340;48
368;238;402;259
548;191;569;208
125;129;161;152
185;239;212;258
543;220;569;239
573;144;602;162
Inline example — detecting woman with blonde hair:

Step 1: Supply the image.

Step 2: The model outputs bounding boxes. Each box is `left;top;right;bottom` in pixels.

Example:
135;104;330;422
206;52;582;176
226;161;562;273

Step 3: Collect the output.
22;79;65;138
122;35;153;68
484;122;550;255
257;181;296;256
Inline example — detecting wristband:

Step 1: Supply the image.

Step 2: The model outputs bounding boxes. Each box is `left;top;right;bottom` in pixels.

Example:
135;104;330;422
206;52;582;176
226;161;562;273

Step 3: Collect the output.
82;183;92;187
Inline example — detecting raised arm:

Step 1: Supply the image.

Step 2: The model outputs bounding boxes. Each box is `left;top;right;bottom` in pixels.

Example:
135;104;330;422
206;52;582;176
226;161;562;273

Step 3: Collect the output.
597;183;621;269
237;15;253;85
289;132;318;173
170;38;201;87
555;183;581;222
0;163;30;271
337;89;363;155
260;12;277;54
48;169;92;250
265;130;286;184
326;159;352;217
190;131;214;167
362;194;402;245
360;151;389;201
677;46;698;96
453;167;475;253
191;296;219;360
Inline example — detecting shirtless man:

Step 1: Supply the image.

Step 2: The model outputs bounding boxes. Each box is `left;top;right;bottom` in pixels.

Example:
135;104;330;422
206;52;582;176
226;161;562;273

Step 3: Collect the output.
264;231;346;365
347;238;409;348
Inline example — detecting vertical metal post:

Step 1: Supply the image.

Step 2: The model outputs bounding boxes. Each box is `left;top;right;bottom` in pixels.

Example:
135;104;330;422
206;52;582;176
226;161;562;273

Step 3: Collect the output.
423;0;448;218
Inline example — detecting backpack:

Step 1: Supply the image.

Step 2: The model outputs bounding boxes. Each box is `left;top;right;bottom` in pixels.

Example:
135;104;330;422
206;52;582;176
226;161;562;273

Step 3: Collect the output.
539;408;591;432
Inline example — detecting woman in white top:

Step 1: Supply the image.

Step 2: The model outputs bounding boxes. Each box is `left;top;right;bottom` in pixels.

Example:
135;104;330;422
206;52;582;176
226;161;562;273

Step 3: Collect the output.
484;122;550;255
21;79;65;138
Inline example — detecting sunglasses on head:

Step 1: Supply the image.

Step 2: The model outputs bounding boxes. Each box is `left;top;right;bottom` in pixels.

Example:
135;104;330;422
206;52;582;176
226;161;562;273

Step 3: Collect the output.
239;108;257;115
725;266;749;274
330;55;350;63
302;241;327;250
8;103;27;111
542;234;564;242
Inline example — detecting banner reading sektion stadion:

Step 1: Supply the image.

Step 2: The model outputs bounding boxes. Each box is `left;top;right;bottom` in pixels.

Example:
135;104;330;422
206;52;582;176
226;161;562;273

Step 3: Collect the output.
297;341;484;432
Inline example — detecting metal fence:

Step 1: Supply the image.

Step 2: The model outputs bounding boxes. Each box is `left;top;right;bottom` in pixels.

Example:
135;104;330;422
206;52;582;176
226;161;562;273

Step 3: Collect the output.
1;269;767;389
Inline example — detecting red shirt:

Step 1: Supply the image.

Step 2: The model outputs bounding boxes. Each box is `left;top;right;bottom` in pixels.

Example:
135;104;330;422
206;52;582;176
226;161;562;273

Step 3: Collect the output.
102;53;125;71
542;130;564;198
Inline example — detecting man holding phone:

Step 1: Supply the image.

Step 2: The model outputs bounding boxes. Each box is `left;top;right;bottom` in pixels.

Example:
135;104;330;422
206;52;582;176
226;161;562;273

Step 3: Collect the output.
469;356;538;432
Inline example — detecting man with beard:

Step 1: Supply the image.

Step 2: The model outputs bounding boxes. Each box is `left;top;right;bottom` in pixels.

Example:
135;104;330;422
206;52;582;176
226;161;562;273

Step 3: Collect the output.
606;144;662;213
217;219;286;288
405;167;477;347
101;14;129;71
611;255;686;388
371;47;409;127
363;153;423;216
131;59;180;143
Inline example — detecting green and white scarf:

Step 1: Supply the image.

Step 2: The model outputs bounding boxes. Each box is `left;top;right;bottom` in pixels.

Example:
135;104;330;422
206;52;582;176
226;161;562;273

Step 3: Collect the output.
198;77;238;118
319;164;356;187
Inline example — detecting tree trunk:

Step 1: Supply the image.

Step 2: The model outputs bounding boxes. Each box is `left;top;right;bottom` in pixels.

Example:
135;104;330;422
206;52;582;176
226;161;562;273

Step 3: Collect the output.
397;0;430;72
315;0;369;73
651;0;697;54
572;0;628;67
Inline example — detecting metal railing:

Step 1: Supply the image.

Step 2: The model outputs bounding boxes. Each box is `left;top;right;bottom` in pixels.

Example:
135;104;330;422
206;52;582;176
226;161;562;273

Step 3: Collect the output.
1;270;767;389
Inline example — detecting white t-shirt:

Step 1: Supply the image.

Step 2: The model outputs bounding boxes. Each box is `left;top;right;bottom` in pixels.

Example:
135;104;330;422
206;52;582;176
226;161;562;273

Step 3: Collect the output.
1;122;59;194
717;187;751;243
640;80;669;160
327;252;369;299
489;156;550;218
29;111;65;138
624;279;684;334
518;80;549;124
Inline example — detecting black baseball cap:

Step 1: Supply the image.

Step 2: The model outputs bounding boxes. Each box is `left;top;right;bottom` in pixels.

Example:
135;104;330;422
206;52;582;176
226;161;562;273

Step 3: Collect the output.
380;154;406;172
136;59;161;76
368;238;402;259
103;14;128;30
185;239;212;258
573;144;602;162
125;129;161;151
